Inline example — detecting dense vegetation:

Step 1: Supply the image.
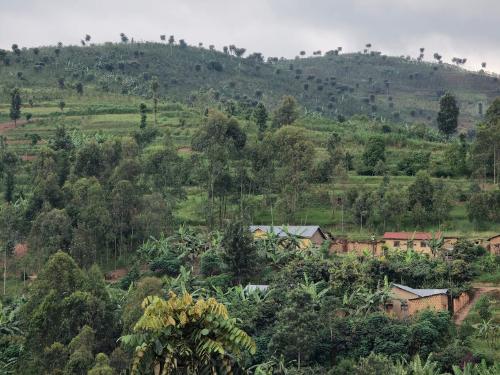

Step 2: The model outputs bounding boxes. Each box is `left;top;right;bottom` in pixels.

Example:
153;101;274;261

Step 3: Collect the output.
0;39;499;374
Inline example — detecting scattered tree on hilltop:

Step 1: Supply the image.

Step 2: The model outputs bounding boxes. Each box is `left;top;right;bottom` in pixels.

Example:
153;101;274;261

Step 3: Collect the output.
119;33;128;43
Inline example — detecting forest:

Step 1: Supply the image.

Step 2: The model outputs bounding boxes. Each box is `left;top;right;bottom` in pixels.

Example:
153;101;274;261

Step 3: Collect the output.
0;35;499;374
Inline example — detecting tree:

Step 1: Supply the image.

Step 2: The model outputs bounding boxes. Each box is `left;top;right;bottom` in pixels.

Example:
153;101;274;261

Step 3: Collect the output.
160;34;166;42
269;289;323;369
272;96;299;128
254;102;268;137
472;98;500;184
58;100;66;112
88;353;115;375
222;221;258;284
85;34;91;43
151;79;159;126
192;110;246;226
75;82;84;95
119;33;128;43
272;126;315;219
361;136;386;174
437;93;459;137
121;292;255;374
9;88;21;125
29;208;73;262
408;170;434;211
139;103;147;129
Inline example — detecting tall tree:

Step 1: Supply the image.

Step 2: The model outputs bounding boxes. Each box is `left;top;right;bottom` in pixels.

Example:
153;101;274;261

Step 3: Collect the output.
437;93;459;137
9;88;21;125
139;103;147;129
222;221;258;284
192;110;246;226
254;102;268;138
272;126;315;219
272;96;299;128
151;79;159;126
473;98;500;184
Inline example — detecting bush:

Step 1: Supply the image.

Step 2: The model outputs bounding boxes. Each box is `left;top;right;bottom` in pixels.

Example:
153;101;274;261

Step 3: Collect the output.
150;254;182;277
476;296;492;321
200;249;224;276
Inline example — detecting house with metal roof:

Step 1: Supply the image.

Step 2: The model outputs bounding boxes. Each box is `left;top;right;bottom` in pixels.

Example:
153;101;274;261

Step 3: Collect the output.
249;225;327;247
387;283;450;318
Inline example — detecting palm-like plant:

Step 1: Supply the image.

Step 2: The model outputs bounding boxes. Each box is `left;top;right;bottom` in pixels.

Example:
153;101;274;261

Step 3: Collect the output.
299;273;330;304
407;354;441;375
427;232;444;257
474;319;499;346
122;292;256;375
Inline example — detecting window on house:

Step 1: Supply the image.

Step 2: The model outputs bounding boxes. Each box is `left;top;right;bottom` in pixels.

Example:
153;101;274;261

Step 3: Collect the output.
394;241;400;247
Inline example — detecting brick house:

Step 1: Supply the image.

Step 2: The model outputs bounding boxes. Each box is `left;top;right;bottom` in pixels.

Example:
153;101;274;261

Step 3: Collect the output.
387;283;449;318
382;232;442;254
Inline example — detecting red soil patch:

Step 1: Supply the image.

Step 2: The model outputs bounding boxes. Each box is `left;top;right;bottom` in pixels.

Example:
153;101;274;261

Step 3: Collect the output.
0;120;30;134
105;268;128;282
14;243;28;259
177;146;193;154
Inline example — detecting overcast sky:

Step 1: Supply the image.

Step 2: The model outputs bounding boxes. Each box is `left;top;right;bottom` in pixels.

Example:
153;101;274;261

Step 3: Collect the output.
1;0;499;72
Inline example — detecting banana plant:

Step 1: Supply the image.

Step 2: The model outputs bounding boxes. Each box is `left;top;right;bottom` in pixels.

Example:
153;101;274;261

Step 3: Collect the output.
299;273;330;304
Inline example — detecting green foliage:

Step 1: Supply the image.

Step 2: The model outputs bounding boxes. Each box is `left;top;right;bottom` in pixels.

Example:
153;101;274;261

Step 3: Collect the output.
122;292;256;374
9;88;21;124
222;221;259;284
88;353;115;375
272;96;299;128
360;137;385;175
437;93;459;137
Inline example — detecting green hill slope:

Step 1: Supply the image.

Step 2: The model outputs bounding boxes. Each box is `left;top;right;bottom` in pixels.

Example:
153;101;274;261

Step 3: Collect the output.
0;42;499;127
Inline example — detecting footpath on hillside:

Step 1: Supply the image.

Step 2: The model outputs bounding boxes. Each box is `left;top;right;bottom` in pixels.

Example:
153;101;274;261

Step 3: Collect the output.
454;283;500;325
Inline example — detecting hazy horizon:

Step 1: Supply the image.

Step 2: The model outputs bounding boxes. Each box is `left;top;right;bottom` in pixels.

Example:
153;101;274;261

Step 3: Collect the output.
1;0;499;73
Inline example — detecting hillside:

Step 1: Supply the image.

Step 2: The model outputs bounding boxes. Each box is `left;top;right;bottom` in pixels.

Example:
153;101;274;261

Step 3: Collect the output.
1;42;499;128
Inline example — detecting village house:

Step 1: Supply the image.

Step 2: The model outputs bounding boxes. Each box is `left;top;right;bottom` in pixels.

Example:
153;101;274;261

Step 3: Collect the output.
487;234;500;255
387;283;449;318
382;232;443;254
249;225;327;247
386;283;470;319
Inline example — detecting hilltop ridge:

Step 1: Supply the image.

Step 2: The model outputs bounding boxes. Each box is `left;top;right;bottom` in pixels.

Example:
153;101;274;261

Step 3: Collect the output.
1;41;499;127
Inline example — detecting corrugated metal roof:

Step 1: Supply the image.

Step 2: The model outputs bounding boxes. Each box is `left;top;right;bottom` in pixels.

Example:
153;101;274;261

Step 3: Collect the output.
393;283;448;298
244;284;269;293
249;225;324;239
383;232;442;240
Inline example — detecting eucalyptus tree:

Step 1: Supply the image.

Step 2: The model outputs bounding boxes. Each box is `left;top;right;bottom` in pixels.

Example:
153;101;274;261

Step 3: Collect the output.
9;88;21;125
191;110;246;226
151;79;159;126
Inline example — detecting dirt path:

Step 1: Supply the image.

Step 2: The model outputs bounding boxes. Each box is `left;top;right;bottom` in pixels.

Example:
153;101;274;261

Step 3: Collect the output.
454;284;500;325
0;119;30;134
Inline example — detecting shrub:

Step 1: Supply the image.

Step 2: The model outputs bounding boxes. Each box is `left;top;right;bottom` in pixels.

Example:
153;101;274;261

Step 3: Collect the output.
200;249;224;276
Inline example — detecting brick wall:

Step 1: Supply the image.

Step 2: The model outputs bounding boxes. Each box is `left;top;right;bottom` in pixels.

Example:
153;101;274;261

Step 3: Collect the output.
408;294;448;316
453;292;470;314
